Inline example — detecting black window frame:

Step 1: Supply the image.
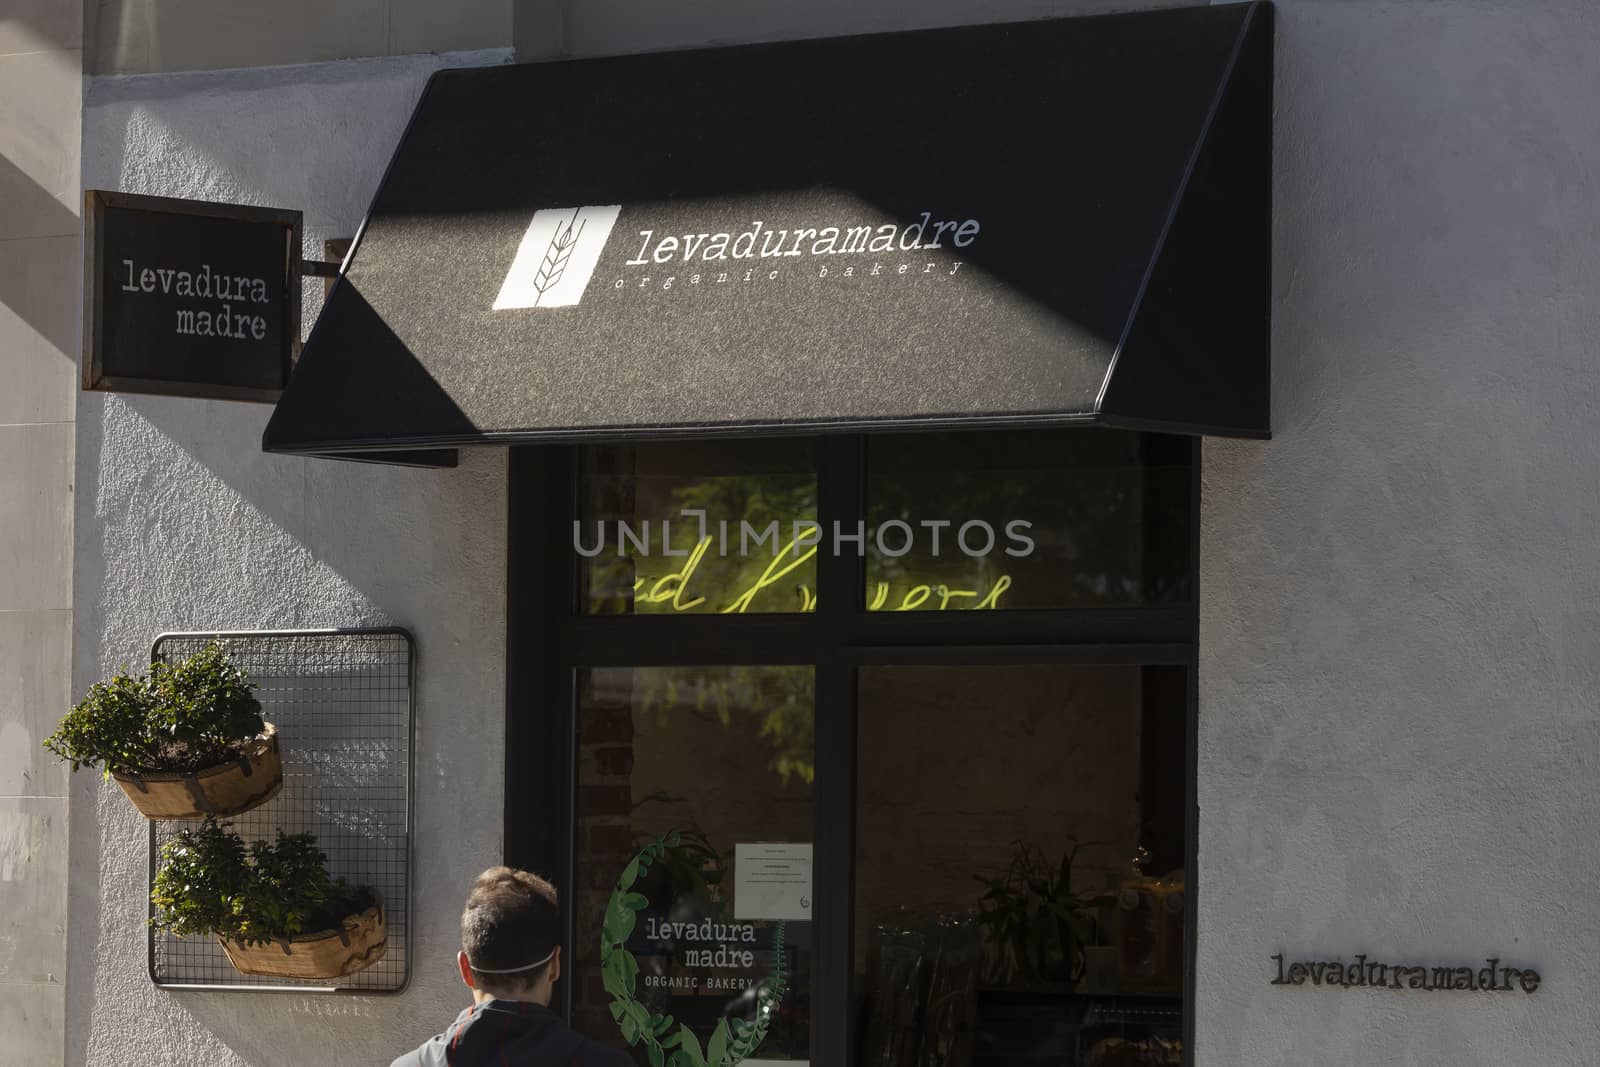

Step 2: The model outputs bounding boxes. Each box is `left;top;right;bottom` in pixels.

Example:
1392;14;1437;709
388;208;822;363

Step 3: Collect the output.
505;432;1201;1066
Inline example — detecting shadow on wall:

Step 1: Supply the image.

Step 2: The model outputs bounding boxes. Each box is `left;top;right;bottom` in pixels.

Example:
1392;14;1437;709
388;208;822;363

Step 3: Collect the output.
70;50;521;1067
79;389;500;635
68;397;508;1067
73;50;514;642
0;0;78;53
70;389;503;1067
0;152;80;348
88;59;452;229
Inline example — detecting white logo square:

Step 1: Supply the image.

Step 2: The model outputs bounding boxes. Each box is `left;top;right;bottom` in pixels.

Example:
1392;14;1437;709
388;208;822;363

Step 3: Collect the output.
493;205;622;310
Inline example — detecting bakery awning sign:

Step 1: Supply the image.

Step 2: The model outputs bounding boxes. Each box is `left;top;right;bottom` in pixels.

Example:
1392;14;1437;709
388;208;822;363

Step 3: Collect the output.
83;190;303;402
262;2;1274;463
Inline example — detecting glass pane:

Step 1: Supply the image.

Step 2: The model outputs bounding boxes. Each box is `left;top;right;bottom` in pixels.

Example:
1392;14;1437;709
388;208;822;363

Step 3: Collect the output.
864;429;1191;611
854;665;1187;1066
575;666;816;1065
581;439;819;614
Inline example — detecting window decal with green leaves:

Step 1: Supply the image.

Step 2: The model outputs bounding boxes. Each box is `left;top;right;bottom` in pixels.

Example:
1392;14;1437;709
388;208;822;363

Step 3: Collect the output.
603;832;788;1067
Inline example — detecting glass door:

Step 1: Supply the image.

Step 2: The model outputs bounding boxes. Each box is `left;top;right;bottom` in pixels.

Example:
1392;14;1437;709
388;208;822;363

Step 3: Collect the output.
573;666;816;1066
854;664;1186;1067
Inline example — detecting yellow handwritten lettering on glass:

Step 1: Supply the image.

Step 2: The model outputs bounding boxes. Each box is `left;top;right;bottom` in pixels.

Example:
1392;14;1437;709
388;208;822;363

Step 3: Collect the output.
631;537;1011;613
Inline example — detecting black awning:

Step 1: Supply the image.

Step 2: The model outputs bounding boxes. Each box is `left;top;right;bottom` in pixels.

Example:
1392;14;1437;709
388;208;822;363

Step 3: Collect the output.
265;2;1271;463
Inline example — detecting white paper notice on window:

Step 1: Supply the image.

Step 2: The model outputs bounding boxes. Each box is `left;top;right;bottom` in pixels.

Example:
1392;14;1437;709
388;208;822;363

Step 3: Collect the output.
734;842;813;922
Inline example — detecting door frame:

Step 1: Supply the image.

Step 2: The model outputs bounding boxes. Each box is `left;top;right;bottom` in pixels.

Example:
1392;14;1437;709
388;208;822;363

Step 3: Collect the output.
504;433;1202;1065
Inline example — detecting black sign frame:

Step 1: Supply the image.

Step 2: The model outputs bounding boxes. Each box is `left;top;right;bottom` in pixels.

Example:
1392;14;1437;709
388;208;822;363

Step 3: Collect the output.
83;190;303;403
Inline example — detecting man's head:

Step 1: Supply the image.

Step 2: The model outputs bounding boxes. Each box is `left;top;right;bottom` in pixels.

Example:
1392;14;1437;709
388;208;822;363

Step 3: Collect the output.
456;866;562;1004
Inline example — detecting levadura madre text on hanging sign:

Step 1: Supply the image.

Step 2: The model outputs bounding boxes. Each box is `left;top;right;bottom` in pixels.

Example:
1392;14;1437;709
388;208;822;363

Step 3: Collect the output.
119;259;271;340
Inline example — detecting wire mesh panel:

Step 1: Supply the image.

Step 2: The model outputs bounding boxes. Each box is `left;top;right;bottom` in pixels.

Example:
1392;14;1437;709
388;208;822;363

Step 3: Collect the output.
147;628;414;993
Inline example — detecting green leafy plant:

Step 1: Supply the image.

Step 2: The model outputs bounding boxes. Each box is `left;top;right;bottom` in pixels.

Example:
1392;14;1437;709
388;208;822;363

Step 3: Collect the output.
43;642;264;776
151;818;365;947
635;826;728;907
975;839;1113;987
602;831;787;1067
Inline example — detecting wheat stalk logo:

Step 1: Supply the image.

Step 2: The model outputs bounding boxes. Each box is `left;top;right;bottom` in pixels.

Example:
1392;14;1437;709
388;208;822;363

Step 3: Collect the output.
532;208;585;307
494;204;621;311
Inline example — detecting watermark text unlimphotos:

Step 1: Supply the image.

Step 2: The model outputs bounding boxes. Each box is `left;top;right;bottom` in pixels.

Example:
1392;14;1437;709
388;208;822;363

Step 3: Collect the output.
574;513;1035;559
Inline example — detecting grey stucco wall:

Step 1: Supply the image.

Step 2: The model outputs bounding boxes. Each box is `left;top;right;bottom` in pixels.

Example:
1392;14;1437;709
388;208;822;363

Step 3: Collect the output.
1199;1;1600;1063
511;0;1189;59
85;0;511;75
72;49;511;1067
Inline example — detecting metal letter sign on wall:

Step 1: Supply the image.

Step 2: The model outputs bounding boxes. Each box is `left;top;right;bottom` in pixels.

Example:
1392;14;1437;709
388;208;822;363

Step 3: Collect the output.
83;190;303;402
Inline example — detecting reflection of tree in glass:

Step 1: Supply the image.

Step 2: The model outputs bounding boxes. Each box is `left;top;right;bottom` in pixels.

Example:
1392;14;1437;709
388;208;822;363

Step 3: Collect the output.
586;472;818;615
637;666;815;786
867;464;1031;607
672;474;819;614
868;430;1191;608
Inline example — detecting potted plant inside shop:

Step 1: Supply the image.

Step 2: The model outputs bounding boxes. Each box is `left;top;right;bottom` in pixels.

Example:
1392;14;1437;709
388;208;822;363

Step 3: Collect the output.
974;839;1114;989
151;818;387;980
43;642;282;819
968;842;1119;1064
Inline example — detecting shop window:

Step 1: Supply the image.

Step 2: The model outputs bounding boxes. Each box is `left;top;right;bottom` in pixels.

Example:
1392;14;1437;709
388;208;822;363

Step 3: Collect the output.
580;439;817;614
865;430;1192;611
855;665;1185;1066
574;666;815;1063
509;427;1196;1067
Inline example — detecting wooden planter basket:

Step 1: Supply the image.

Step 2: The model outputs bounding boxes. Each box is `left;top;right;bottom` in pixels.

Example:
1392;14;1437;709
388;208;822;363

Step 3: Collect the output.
113;723;283;820
219;894;387;981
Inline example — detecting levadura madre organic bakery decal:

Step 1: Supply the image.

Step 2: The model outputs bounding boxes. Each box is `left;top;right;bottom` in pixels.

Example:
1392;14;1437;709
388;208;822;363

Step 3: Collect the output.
603;832;810;1067
495;206;978;310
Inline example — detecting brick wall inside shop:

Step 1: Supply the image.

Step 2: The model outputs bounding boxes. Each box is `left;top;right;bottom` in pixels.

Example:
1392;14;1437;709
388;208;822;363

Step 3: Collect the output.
576;671;637;1038
573;443;636;1039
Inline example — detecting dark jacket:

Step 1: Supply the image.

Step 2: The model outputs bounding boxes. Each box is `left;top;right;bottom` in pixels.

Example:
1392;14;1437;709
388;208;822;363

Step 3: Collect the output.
389;1000;633;1067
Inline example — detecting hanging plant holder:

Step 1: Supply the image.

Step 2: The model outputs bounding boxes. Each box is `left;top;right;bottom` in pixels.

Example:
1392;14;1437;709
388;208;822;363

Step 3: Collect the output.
219;894;387;981
114;723;283;820
48;641;282;821
145;629;413;994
